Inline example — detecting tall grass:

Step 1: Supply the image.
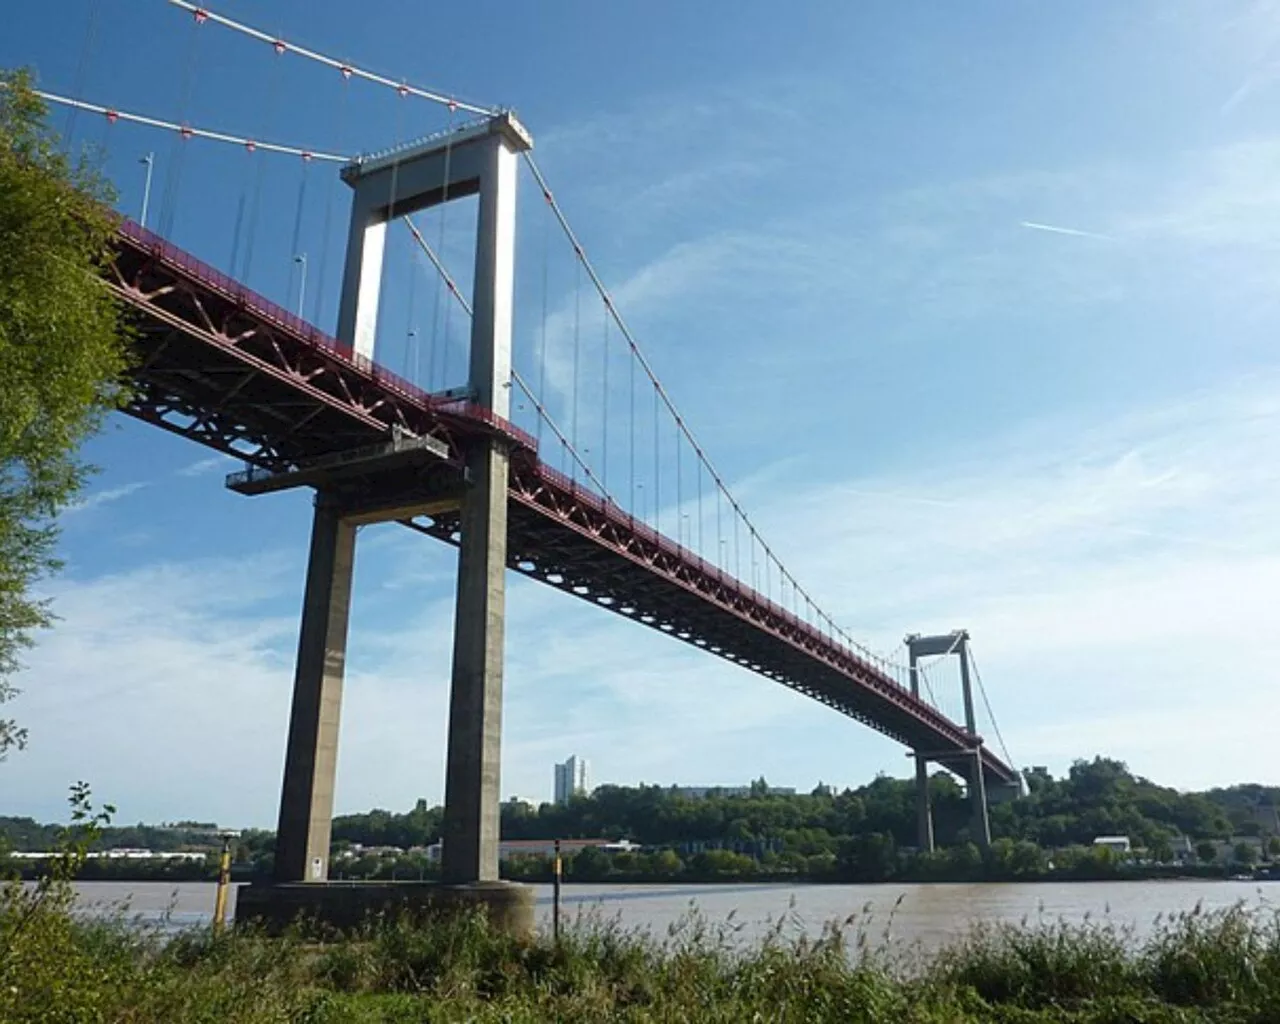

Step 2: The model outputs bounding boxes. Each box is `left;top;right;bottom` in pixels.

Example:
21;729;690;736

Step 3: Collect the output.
3;885;1279;1022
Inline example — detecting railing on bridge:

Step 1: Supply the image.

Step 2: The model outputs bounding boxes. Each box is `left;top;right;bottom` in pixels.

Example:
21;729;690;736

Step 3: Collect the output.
111;219;1016;785
117;218;539;454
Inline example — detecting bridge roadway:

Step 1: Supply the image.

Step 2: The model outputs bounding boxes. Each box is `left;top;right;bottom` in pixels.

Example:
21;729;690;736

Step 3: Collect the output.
106;219;1017;789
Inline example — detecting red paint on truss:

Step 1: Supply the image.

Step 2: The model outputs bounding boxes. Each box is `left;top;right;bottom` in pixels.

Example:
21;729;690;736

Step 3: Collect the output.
110;220;1017;785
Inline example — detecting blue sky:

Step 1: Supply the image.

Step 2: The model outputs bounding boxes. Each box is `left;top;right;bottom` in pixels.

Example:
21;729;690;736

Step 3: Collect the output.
5;0;1280;826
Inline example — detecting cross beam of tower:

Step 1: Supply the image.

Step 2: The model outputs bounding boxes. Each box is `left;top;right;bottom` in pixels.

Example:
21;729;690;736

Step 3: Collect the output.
267;113;532;894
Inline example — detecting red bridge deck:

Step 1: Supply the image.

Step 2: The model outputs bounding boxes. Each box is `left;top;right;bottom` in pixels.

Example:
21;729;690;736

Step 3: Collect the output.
107;220;1017;788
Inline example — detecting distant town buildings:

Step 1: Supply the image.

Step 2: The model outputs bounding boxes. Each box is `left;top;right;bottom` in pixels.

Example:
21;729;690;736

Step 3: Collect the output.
554;755;590;804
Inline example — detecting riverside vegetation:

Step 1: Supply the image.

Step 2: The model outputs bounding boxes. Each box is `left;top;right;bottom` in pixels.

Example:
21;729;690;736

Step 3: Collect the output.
6;758;1278;885
4;788;1280;1022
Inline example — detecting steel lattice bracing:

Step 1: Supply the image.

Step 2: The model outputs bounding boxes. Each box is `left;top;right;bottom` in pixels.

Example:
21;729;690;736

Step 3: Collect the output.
107;220;1018;789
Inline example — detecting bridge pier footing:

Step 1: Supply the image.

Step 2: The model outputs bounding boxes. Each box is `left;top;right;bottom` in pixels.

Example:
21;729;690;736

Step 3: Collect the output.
234;880;535;937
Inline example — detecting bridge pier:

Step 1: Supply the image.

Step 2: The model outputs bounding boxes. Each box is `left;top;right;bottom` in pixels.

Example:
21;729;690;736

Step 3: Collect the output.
906;649;935;853
237;114;536;935
958;647;992;847
905;630;992;849
273;495;355;883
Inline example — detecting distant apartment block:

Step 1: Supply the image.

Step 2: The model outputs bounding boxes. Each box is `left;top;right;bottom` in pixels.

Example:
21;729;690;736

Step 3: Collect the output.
554;755;590;804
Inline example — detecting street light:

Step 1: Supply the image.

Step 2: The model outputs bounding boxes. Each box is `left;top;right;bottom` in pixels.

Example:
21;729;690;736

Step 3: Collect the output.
139;153;154;229
293;253;308;317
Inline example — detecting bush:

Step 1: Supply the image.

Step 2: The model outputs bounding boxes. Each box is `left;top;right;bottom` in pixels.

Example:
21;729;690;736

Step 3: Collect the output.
5;846;1280;1022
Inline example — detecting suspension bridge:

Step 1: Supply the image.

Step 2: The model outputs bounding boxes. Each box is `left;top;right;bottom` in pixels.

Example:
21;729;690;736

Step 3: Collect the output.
24;0;1021;928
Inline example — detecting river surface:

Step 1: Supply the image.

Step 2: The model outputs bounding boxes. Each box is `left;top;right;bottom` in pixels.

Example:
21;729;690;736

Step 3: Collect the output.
71;879;1275;954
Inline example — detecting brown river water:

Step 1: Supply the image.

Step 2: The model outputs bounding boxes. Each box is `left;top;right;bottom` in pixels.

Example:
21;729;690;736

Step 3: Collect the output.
71;879;1275;955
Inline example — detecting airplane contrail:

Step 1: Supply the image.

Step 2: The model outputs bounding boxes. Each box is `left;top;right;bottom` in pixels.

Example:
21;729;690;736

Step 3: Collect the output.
1019;220;1113;241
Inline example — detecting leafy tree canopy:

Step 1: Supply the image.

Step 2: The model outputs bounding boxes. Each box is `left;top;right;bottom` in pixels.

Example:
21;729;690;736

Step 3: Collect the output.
0;68;130;757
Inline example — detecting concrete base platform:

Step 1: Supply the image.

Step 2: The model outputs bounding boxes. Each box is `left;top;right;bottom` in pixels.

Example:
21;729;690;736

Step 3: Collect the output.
234;881;536;938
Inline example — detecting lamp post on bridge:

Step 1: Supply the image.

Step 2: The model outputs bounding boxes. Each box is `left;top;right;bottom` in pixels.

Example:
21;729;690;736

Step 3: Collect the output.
293;253;308;318
139;153;154;229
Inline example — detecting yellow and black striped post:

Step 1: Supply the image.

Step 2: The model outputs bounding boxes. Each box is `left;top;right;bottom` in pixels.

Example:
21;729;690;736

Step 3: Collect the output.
212;833;233;934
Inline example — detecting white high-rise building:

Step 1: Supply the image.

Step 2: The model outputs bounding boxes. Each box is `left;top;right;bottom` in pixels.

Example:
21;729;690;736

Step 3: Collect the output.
553;756;590;805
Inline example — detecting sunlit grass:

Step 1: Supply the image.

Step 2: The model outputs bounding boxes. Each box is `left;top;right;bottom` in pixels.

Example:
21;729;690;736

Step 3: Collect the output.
3;882;1279;1022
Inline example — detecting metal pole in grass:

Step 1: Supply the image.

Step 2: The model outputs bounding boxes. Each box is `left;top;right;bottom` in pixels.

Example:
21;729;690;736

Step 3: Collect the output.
553;838;562;943
212;829;239;934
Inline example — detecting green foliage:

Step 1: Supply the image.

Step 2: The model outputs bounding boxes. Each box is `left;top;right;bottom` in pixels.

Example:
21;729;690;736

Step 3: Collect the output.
0;783;117;1021
0;68;130;756
1231;841;1257;867
3;877;1280;1021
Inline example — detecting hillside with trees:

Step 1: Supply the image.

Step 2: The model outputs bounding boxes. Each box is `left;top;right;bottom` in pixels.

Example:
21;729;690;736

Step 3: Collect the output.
5;758;1276;884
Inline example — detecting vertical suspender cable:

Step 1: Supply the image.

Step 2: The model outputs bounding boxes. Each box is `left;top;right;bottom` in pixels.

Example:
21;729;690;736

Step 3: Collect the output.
653;384;660;532
536;186;551;446
570;258;582;479
675;422;683;548
241;39;287;282
158;14;206;238
288;152;312;267
697;462;704;559
378;86;409;364
64;0;103;146
432;104;458;390
629;340;636;520
601;307;610;499
228;147;253;273
405;239;421;380
312;67;351;327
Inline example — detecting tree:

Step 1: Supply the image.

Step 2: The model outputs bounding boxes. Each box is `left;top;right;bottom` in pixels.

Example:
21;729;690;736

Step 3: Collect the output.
1196;841;1217;864
1232;842;1257;867
0;69;129;757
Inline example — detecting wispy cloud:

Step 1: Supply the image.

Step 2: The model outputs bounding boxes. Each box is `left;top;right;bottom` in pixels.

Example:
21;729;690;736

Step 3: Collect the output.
10;371;1280;827
755;372;1280;787
176;455;233;478
65;482;148;514
1019;220;1114;241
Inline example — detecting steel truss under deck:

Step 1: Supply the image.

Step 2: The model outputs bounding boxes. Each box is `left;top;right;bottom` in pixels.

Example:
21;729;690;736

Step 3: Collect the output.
108;220;1017;788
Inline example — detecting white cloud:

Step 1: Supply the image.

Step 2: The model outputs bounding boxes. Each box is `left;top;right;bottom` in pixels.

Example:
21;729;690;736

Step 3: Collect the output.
65;482;149;514
176;455;234;478
752;373;1280;788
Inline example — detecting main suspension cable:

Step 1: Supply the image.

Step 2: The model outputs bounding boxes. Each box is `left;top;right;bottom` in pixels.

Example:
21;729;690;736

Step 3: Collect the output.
32;91;348;162
523;152;896;670
967;648;1016;771
166;1;496;116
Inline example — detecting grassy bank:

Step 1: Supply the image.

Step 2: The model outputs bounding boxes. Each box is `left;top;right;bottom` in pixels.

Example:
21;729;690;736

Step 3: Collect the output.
4;882;1280;1022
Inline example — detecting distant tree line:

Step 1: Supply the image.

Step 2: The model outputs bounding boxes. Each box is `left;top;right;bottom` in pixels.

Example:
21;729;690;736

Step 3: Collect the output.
4;759;1277;884
321;759;1265;855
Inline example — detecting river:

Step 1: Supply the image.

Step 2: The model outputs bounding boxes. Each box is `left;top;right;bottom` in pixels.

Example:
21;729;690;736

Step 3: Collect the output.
70;879;1274;954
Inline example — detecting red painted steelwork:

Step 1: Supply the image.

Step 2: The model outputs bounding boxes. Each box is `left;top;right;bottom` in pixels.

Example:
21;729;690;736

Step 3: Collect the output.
107;221;1017;787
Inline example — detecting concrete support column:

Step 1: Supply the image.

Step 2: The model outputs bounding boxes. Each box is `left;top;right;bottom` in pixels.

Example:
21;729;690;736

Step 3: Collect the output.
441;441;509;883
957;638;990;847
273;497;356;882
970;746;992;848
907;650;934;853
914;755;935;853
440;127;519;886
958;637;978;738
